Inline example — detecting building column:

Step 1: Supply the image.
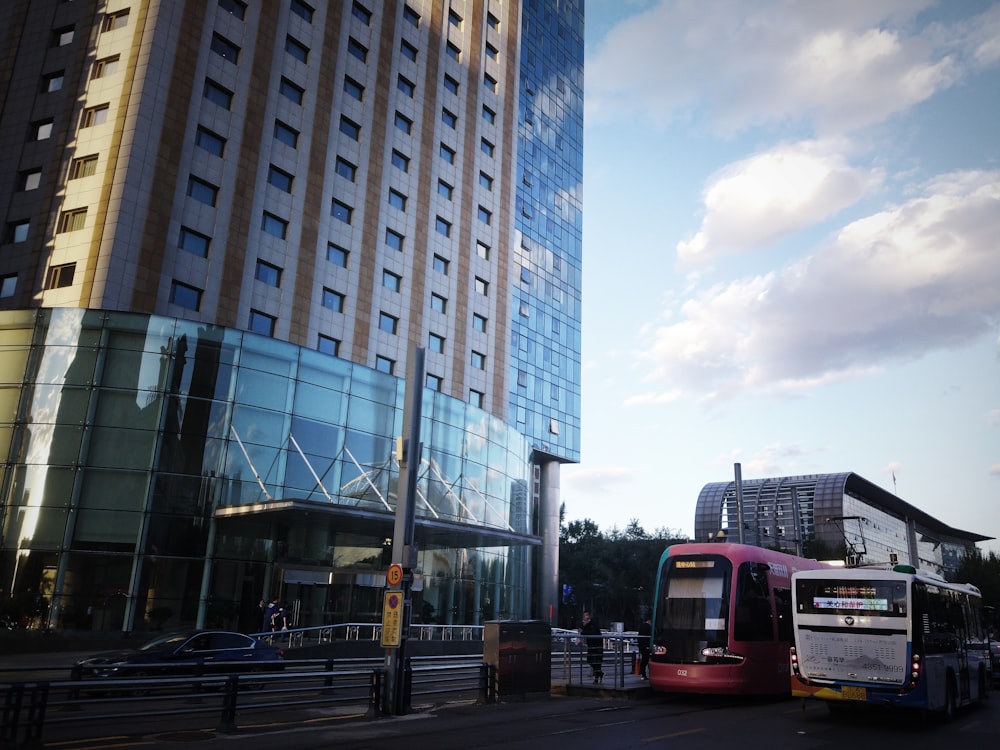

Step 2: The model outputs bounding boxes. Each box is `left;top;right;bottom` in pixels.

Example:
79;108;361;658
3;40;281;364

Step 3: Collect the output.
537;460;560;624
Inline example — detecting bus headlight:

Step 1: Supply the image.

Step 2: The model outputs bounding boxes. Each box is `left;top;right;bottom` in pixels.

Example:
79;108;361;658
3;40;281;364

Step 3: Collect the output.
701;646;745;664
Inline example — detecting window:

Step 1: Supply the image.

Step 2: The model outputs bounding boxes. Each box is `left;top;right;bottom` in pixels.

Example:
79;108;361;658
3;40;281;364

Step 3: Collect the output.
376;356;394;374
473;313;487;332
46;263;76;288
290;0;314;22
487;13;499;31
486;43;498;61
322;288;344;312
475;277;489;296
520;267;531;284
481;138;495;157
261;212;288;239
33;120;53;141
92;55;120;78
394;112;412;134
484;73;497;93
431;293;447;313
188;176;218;206
81;104;110;128
439;143;455;164
280;77;304;104
438;180;453;200
519;300;529;317
469;389;484;408
169;280;202;310
179;227;210;257
335;157;356;181
286;35;309;63
344;76;364;101
441;108;457;128
274;120;299;147
210;33;240;63
8;221;29;244
388;189;406;211
479;172;493;191
391;150;409;172
517;370;527;388
248;310;276;336
352;2;372;25
103;9;129;32
478;206;492;225
58;208;87;233
0;274;16;299
44;71;64;92
378;312;398;334
204;79;233;109
403;5;420;27
385;229;404;251
332;200;352;224
255;260;282;286
476;240;490;259
347;38;368;62
195;126;226;157
53;26;74;47
446;42;460;62
19;170;42;191
327;243;348;267
219;0;247;20
433;255;449;274
426;374;442;391
340;116;360;140
267;165;293;192
318;335;339;356
400;39;417;62
435;217;451;237
382;270;401;291
397;75;415;97
429;333;444;353
444;75;459;95
482;105;496;125
471;351;485;370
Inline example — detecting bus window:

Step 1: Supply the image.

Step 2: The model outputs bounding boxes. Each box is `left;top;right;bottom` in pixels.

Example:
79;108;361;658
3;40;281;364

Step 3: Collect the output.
734;563;772;641
774;588;793;642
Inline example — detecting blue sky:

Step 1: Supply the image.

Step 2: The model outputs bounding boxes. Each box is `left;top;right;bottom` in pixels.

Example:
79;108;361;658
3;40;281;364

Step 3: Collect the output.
562;0;1000;554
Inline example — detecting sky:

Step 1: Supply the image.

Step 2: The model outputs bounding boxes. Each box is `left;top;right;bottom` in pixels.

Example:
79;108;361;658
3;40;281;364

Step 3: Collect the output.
561;0;1000;555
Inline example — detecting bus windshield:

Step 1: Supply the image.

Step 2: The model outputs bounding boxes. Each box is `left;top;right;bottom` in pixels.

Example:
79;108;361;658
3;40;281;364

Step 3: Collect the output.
655;556;730;662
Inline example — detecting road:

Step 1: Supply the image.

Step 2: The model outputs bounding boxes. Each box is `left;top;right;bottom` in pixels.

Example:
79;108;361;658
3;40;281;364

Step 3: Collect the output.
33;689;1000;750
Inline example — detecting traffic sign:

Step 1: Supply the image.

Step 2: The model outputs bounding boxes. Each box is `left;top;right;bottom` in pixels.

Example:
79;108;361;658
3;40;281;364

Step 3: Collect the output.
386;562;403;587
381;590;403;647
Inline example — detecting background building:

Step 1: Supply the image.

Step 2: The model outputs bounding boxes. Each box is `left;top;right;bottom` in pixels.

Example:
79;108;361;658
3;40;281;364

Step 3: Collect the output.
694;472;991;579
0;0;583;633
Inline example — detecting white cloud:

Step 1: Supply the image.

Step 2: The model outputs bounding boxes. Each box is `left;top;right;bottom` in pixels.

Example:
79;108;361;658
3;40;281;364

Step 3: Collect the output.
587;0;984;135
636;170;1000;401
677;140;880;265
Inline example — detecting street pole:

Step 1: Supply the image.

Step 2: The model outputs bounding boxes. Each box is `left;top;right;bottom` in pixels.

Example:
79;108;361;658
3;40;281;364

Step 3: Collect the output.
384;345;424;715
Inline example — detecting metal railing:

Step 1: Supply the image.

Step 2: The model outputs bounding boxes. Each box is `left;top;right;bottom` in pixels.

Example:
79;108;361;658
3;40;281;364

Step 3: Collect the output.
251;622;485;649
550;631;639;689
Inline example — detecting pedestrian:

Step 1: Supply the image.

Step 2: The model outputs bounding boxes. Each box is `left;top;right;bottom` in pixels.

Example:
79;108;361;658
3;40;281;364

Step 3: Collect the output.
580;610;604;683
638;615;651;679
261;597;278;633
270;602;288;631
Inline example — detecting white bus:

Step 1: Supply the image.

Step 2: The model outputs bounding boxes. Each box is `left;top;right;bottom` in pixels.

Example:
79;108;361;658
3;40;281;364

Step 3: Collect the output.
790;565;991;720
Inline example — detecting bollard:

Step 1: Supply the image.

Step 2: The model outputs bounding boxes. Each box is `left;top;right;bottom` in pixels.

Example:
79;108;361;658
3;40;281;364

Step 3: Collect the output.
367;668;384;718
216;675;239;733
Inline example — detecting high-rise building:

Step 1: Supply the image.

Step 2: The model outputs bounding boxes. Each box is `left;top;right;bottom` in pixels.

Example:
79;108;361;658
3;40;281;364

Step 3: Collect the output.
0;0;583;634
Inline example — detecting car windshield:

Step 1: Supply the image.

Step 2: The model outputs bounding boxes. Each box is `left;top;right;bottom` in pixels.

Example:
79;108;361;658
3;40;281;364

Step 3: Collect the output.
138;632;192;652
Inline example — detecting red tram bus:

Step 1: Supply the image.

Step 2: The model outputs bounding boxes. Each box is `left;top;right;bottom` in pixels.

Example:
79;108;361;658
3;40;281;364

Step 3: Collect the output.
649;543;829;695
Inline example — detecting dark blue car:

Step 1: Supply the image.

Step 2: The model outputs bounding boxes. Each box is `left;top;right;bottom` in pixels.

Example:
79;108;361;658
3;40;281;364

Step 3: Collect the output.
74;630;284;681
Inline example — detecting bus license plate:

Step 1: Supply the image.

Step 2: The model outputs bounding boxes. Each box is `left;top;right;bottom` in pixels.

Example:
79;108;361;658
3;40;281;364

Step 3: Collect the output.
841;686;867;701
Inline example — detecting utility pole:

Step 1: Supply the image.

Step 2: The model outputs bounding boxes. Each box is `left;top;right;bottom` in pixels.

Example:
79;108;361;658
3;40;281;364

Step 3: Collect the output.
383;345;424;715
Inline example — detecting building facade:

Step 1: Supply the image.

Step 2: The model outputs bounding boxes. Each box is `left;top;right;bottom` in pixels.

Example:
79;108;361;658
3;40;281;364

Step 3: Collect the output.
694;472;990;580
0;0;583;633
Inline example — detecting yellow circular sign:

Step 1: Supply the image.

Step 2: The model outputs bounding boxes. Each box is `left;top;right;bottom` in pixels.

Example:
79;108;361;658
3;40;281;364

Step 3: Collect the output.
387;563;403;587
